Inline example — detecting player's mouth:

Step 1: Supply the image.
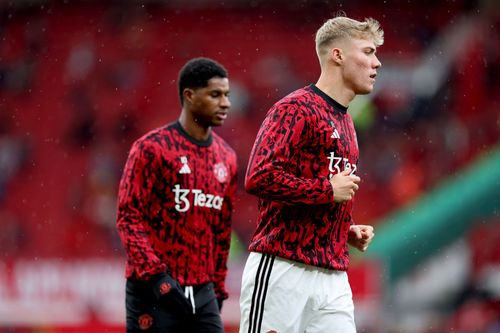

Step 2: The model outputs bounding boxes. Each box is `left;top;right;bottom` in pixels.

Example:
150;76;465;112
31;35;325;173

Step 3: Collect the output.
215;112;228;120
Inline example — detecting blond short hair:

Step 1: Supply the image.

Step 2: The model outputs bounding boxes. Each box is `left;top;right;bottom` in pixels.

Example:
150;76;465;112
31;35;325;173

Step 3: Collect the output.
315;16;384;58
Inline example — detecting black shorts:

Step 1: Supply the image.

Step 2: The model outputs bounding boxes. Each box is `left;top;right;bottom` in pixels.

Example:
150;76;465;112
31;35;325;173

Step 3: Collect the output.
125;278;224;333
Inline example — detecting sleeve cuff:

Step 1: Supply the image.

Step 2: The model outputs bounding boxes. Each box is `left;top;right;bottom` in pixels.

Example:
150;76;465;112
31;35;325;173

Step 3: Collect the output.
324;177;335;203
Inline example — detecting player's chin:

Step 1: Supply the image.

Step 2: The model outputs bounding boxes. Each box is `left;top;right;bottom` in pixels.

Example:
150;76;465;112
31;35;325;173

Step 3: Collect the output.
211;113;228;126
357;86;373;95
210;119;225;127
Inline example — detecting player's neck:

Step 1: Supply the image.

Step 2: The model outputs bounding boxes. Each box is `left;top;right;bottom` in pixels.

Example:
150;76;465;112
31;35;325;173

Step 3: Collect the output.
315;72;354;108
178;112;211;141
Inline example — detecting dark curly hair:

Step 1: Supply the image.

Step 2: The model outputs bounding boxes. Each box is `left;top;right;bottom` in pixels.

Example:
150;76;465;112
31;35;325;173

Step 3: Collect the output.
178;57;228;106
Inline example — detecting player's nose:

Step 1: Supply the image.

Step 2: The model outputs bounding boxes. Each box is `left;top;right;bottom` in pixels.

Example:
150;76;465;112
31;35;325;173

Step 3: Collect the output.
220;95;231;108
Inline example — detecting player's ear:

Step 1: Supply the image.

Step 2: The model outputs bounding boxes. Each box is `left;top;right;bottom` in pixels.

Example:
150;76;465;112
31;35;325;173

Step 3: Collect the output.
183;88;195;104
331;47;343;65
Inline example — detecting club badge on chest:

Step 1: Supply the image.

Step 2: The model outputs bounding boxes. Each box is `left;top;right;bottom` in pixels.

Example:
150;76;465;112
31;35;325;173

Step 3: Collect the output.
213;162;228;183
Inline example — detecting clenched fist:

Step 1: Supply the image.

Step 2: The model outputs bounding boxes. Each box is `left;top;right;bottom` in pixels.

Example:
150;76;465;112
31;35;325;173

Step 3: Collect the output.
329;169;361;203
348;225;375;252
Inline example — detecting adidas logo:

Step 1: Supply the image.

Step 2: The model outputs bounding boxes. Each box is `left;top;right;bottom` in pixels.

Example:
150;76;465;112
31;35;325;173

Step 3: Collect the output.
179;156;191;174
179;164;191;174
330;121;340;139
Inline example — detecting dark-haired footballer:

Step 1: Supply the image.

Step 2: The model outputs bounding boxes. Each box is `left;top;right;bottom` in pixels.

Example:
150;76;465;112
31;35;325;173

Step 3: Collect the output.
117;57;237;333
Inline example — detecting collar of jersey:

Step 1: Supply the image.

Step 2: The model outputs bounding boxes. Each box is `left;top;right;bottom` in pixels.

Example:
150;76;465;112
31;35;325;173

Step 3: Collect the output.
309;84;348;114
173;121;213;147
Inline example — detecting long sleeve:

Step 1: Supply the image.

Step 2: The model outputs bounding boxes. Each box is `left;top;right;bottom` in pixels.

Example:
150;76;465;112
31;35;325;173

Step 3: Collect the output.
212;167;237;300
245;103;334;204
116;140;166;280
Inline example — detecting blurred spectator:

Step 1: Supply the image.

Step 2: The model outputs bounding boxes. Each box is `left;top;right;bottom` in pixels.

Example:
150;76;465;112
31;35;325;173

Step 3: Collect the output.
66;85;97;147
65;40;96;83
0;210;25;257
251;54;302;100
0;111;30;203
83;141;120;231
112;107;140;146
0;14;45;95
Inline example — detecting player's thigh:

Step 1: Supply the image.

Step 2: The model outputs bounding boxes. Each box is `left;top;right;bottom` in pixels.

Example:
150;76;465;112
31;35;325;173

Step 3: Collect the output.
190;297;224;333
239;253;312;333
305;272;356;333
305;308;356;333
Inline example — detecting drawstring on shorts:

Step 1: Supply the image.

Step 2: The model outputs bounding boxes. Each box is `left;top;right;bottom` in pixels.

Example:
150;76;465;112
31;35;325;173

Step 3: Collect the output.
184;286;196;314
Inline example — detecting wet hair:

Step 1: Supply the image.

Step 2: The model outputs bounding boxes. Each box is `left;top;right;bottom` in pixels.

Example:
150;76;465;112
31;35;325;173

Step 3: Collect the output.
315;15;384;58
178;57;228;105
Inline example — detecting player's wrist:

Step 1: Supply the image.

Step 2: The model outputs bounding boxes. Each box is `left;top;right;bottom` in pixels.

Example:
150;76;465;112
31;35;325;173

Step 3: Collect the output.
326;177;335;202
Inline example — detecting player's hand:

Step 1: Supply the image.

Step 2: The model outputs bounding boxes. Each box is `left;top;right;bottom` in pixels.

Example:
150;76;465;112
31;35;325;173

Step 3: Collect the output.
348;225;374;252
151;272;191;315
329;169;361;203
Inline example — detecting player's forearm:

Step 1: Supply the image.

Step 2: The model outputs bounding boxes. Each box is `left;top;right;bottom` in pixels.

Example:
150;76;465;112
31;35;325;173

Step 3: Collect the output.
213;259;229;300
213;248;229;299
125;242;166;280
117;210;165;279
245;166;333;204
212;217;230;295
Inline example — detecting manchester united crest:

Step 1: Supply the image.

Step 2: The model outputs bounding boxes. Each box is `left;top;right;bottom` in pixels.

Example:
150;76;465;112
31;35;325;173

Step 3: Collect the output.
138;313;153;330
159;282;172;295
213;162;228;183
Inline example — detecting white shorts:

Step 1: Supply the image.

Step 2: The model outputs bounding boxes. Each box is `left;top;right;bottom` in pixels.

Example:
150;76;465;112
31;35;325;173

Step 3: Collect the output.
239;252;356;333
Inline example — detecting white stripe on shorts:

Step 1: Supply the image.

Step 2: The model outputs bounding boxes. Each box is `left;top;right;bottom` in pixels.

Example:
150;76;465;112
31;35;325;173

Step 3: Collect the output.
247;253;275;333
